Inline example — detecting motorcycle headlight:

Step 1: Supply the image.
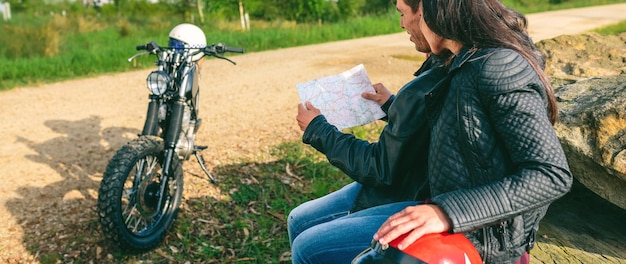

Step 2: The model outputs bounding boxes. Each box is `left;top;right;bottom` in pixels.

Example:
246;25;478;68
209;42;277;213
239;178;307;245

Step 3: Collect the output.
146;71;170;95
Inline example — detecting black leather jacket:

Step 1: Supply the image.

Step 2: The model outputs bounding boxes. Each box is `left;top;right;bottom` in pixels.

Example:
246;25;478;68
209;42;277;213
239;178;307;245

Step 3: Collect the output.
426;47;573;263
302;47;572;263
302;56;442;212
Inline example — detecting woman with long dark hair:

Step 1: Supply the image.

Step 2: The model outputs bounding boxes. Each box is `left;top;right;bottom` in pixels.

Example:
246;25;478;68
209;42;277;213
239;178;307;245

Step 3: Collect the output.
372;0;572;263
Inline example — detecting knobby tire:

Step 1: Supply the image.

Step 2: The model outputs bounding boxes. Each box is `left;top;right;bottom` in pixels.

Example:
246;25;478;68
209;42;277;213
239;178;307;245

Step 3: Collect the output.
97;136;183;251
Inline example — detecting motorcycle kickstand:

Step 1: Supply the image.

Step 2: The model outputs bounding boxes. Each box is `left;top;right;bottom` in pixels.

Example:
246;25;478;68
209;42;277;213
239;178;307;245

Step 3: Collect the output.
193;146;218;185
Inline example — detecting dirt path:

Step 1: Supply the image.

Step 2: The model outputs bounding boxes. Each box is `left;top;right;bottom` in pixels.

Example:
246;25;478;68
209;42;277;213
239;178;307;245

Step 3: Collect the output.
0;32;422;261
1;4;626;262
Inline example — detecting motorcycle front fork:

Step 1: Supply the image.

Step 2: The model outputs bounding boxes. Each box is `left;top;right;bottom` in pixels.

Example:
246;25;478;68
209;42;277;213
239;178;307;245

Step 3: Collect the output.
142;98;218;209
168;100;218;184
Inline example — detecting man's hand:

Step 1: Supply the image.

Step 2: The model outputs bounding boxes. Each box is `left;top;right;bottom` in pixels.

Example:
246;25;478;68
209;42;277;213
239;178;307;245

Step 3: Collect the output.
373;204;451;250
297;101;322;131
362;83;392;106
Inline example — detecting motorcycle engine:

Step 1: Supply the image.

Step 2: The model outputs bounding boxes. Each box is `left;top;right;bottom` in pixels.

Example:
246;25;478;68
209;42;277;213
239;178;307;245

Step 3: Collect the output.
175;104;196;160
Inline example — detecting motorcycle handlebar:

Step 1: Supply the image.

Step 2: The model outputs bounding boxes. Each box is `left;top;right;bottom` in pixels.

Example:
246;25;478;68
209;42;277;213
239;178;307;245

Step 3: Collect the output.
129;41;243;63
223;46;245;54
135;42;243;54
211;43;245;54
136;41;160;52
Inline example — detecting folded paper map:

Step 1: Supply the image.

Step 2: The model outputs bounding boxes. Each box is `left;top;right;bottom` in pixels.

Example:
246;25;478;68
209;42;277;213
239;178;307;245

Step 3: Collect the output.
296;64;386;130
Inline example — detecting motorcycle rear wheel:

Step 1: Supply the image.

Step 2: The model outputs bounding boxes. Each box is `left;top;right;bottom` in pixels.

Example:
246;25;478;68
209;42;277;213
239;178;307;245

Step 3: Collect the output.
98;135;183;251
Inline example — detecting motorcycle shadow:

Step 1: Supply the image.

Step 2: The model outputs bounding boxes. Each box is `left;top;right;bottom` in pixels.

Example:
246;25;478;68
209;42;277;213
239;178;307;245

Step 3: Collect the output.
6;116;139;262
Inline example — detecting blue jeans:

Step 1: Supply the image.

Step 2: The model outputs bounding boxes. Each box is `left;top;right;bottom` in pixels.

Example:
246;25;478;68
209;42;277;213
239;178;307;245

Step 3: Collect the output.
288;182;418;264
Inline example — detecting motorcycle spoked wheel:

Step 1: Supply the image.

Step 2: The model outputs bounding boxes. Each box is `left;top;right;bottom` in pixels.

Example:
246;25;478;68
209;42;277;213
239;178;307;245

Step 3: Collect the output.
98;135;184;251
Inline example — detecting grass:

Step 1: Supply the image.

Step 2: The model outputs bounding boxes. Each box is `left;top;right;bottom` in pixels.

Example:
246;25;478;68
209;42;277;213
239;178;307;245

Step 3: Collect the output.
502;0;626;13
594;20;626;35
2;0;626;91
97;141;356;263
0;12;401;91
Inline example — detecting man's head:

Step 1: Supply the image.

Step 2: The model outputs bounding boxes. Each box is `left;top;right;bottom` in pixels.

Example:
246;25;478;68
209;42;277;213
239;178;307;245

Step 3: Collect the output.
396;0;430;53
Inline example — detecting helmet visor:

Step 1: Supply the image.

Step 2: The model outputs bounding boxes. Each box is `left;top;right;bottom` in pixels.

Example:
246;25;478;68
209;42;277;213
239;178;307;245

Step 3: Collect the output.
168;38;185;53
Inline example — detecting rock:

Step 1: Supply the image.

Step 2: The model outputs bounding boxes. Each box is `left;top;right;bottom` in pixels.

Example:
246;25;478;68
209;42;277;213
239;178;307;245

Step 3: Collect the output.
536;32;626;82
553;75;626;210
536;33;626;210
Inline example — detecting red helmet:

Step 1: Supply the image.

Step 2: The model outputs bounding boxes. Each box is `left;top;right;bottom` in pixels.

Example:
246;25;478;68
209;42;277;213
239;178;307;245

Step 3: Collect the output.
353;232;482;264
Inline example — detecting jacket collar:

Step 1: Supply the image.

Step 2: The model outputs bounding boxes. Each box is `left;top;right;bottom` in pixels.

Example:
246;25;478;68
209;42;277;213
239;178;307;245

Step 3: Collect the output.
448;46;478;74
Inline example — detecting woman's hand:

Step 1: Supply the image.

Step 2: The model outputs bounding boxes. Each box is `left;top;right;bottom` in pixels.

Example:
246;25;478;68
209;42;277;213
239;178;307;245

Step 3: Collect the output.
362;83;392;106
297;101;322;131
373;204;451;250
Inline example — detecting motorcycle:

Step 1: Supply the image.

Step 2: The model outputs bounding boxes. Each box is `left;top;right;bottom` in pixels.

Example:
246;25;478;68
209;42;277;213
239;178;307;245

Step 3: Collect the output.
97;23;244;251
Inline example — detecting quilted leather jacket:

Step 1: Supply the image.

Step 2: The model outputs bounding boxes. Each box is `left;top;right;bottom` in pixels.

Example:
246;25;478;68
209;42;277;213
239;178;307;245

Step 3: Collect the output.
426;47;573;263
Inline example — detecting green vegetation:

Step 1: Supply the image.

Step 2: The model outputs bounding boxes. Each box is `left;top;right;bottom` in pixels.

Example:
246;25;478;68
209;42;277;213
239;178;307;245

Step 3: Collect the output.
502;0;626;13
169;142;353;262
594;20;626;35
1;0;626;91
0;12;400;91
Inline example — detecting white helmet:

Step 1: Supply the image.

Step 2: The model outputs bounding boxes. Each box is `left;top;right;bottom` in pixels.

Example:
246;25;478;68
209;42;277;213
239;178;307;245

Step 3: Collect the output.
168;23;207;61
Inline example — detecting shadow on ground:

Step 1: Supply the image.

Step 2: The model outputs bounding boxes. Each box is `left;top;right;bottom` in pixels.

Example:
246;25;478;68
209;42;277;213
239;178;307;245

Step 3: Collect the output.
4;117;626;263
6;116;139;262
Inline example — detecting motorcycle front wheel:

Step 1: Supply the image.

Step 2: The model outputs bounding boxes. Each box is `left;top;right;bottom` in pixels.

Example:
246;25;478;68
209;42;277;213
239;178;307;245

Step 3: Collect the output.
98;135;184;251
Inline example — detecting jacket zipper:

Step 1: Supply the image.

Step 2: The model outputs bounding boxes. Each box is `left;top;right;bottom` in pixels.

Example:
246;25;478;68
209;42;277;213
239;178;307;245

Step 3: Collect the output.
497;222;507;251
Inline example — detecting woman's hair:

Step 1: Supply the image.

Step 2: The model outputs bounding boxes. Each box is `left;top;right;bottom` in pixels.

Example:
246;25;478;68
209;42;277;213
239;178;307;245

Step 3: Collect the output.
403;0;421;13
421;0;557;124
